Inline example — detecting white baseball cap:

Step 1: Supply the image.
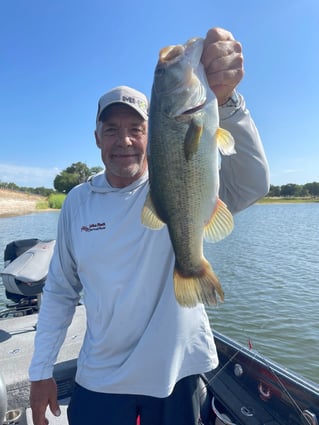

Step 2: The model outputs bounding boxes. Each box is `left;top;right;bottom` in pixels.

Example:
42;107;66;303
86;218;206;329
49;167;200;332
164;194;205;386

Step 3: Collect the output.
96;85;148;122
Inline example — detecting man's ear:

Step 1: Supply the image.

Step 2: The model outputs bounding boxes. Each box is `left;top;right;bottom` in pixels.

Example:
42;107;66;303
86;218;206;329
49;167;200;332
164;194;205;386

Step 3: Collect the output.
95;131;101;148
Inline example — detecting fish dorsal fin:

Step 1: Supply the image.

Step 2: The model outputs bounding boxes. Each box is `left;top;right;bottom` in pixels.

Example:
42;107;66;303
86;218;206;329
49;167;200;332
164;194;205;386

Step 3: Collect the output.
204;198;234;242
184;117;203;161
141;191;165;229
216;128;236;156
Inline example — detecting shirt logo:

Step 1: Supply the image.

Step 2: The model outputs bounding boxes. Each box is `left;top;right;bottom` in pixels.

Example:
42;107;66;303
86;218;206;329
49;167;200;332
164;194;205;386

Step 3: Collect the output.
81;222;106;232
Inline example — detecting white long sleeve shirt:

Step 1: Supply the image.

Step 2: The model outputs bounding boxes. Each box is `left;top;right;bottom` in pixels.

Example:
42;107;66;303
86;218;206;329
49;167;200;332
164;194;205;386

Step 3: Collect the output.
29;96;269;397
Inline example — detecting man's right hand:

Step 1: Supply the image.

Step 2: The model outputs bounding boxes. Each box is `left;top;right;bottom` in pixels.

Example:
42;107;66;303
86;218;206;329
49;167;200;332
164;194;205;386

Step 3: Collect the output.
30;378;61;425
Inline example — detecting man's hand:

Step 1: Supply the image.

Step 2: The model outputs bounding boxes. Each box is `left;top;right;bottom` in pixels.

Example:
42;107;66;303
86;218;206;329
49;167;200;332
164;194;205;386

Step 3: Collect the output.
201;27;244;105
30;378;61;425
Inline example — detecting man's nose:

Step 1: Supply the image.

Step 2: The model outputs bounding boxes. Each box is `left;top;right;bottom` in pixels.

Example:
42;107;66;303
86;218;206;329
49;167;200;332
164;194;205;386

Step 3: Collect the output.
116;128;133;146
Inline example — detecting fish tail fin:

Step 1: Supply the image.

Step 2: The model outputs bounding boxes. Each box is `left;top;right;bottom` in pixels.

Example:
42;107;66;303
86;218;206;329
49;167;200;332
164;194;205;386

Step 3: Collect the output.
174;258;224;307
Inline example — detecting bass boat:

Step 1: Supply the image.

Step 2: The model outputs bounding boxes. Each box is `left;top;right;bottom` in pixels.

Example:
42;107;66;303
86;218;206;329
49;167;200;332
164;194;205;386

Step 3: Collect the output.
0;239;318;425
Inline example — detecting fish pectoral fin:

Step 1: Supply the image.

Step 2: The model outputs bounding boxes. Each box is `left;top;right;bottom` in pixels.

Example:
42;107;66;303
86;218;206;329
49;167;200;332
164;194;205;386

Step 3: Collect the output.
184;117;203;161
216;128;236;156
204;198;234;242
174;259;224;307
141;192;165;230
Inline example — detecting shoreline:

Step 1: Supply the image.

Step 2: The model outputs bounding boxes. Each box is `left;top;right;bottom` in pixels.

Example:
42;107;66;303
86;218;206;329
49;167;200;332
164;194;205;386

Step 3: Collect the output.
0;189;54;219
0;208;55;219
1;190;318;219
257;197;319;205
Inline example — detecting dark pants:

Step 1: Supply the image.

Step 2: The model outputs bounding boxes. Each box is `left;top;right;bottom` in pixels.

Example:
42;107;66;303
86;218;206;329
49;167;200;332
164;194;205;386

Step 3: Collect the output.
67;374;205;425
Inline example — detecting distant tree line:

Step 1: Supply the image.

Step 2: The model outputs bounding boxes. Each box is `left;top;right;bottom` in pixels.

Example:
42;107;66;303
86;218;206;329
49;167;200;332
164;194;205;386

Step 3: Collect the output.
0;182;54;197
0;162;103;195
1;163;318;198
267;182;319;197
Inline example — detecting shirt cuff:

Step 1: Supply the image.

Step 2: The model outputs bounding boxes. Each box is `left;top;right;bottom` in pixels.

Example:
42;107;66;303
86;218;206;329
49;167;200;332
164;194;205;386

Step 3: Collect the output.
218;91;243;121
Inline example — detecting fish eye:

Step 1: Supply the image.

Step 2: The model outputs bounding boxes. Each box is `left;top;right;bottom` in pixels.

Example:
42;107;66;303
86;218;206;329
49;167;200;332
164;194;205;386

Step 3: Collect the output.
155;68;166;77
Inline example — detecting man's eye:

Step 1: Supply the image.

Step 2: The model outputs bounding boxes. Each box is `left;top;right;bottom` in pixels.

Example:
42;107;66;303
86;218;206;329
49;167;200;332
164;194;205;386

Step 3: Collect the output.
104;128;117;136
130;127;144;136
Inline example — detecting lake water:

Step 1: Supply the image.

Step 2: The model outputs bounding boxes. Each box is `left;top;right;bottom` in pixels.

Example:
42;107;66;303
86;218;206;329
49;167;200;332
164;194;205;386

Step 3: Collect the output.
0;204;318;385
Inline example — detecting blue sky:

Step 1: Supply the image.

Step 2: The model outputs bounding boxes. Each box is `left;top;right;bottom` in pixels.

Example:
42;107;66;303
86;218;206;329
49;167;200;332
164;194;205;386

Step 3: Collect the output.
0;0;318;188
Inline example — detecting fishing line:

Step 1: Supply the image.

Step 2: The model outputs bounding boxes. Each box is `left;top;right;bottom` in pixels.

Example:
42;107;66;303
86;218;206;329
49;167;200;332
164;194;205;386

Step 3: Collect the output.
198;350;241;424
198;342;315;425
255;354;314;425
240;345;314;424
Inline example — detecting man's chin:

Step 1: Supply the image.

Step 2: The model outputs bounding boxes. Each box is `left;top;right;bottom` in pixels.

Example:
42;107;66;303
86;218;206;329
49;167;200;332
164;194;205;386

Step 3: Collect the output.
112;164;143;178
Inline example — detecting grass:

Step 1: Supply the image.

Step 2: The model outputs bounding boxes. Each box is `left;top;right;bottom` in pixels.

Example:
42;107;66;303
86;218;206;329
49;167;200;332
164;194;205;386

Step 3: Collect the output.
36;200;50;209
258;197;319;204
48;193;67;209
35;193;67;210
35;195;319;210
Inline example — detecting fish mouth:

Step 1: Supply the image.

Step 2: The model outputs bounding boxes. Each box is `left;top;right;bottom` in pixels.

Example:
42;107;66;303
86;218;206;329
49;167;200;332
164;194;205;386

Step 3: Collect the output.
159;38;202;63
182;102;206;115
159;44;184;63
156;37;207;118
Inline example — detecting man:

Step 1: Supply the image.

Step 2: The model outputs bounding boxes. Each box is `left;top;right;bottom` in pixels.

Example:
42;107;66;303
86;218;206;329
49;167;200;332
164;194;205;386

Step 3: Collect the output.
29;27;269;425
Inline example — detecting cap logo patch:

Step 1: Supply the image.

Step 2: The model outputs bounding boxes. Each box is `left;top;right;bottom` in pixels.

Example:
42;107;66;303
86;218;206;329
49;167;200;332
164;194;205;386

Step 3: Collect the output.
122;96;148;114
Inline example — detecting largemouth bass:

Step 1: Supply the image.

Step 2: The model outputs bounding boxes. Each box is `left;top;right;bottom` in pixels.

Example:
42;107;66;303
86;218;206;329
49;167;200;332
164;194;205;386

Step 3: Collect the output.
142;37;236;307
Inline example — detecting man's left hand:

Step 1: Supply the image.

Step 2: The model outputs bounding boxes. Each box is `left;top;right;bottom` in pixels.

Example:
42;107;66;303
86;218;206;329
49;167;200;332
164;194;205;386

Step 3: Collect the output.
201;27;244;105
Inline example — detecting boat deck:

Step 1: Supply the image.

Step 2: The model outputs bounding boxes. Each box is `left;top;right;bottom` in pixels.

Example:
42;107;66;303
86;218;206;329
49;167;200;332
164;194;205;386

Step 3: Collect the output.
0;305;86;424
1;304;319;425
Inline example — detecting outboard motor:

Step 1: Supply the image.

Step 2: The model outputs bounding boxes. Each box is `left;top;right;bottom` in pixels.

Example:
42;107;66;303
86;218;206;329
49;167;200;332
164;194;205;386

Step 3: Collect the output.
0;371;7;425
0;239;55;316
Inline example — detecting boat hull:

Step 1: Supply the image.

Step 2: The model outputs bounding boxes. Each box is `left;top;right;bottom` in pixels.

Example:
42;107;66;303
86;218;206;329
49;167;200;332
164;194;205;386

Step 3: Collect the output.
0;306;318;424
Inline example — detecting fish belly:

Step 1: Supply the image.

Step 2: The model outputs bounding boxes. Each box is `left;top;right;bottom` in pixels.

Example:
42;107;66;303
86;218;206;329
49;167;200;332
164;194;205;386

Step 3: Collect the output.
148;116;223;307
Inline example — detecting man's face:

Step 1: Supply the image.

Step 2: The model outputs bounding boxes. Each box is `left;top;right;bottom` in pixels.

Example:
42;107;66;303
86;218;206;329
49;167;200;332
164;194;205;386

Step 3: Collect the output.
95;104;148;188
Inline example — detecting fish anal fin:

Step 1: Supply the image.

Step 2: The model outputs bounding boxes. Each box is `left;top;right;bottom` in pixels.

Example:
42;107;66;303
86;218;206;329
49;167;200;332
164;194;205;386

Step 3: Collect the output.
204;198;234;242
184;118;203;161
141;192;165;230
174;258;224;307
216;128;236;156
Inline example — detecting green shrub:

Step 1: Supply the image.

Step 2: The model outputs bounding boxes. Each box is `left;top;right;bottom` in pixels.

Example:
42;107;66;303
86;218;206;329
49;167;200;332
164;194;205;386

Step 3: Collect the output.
36;200;49;210
48;193;66;209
